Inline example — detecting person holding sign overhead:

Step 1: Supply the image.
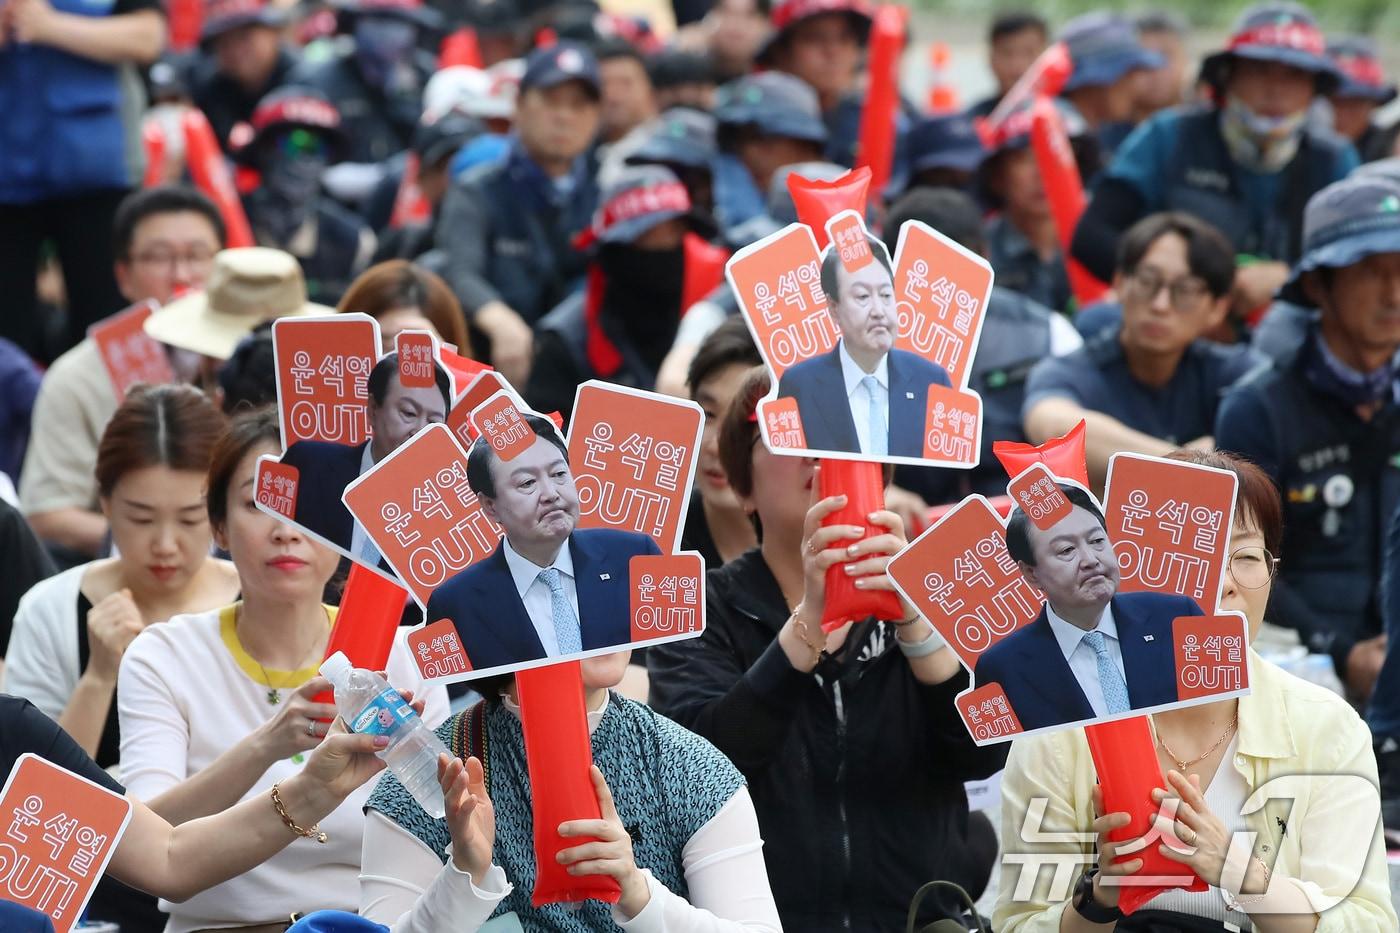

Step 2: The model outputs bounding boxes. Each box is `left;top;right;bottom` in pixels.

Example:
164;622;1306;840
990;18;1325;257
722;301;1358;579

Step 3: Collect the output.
426;414;661;672
280;352;451;561
973;483;1203;731
775;235;951;458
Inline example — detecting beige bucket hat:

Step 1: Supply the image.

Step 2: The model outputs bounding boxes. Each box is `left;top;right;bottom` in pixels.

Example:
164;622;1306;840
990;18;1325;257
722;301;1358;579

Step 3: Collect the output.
143;247;334;360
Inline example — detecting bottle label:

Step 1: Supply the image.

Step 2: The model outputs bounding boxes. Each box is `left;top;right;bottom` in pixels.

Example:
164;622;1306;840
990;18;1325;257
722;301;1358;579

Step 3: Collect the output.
351;688;415;737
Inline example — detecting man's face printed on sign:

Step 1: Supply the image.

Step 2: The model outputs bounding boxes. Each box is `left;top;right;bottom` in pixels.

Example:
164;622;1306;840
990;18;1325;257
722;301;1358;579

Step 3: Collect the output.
1018;505;1121;617
482;434;580;552
828;258;897;363
369;377;448;462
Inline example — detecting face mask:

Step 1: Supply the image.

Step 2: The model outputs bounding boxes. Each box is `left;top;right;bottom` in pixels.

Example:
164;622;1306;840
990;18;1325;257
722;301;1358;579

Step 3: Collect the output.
1220;94;1307;173
354;17;418;94
251;149;326;243
598;242;686;350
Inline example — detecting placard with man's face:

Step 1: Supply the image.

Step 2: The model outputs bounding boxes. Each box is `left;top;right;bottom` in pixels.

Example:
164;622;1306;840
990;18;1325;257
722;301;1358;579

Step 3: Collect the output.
730;210;990;467
888;456;1250;744
340;382;708;683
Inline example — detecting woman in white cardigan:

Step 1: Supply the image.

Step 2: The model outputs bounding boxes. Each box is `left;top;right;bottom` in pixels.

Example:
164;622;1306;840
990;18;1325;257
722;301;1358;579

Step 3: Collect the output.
117;407;449;932
5;383;239;764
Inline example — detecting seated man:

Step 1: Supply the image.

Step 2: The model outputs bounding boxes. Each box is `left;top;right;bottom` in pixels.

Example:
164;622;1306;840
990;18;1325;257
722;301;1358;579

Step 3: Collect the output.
776;235;951;458
1023;212;1267;487
426;415;660;670
280;353;449;561
974;484;1203;731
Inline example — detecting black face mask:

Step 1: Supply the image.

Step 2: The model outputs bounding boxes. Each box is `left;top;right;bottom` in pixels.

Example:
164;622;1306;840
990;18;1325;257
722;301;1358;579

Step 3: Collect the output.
249;153;325;244
597;242;686;352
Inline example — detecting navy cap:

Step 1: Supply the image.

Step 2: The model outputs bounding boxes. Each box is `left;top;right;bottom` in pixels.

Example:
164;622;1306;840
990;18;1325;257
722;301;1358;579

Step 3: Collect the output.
907;113;989;174
627;108;717;172
1328;36;1397;104
238;86;347;163
1201;2;1340;94
413;112;484;165
201;0;288;44
520;41;601;99
332;0;442;33
1286;176;1400;291
714;72;828;147
577;164;692;247
1060;12;1164;93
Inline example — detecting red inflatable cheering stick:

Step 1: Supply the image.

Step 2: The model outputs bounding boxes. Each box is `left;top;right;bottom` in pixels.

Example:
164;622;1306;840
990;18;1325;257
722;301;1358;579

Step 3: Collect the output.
787;167;871;250
312;563;410;711
817;460;903;632
993;423;1205;913
516;662;622;906
1027;97;1110;307
181;109;255;248
981;41;1072;139
853;5;907;212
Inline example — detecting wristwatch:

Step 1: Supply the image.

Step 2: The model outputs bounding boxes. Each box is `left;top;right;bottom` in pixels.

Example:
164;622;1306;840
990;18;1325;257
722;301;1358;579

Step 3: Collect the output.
1072;869;1123;924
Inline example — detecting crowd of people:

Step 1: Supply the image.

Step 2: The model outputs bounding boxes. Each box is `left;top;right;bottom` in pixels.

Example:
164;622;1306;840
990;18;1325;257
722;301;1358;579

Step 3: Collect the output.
2;0;1400;928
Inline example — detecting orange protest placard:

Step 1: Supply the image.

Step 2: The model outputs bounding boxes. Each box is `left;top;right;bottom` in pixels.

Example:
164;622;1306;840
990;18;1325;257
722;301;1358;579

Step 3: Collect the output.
629;553;706;642
254;456;300;521
886;496;1042;665
757;397;807;450
469;391;534;462
890;220;993;390
342;423;501;608
274;315;378;448
922;385;982;465
446;370;521;450
957;683;1024;743
568;382;702;555
395;330;438;389
1103;454;1238;612
1173;615;1250;701
1007;464;1073;531
89;301;175;401
408;618;473;682
825;210;873;273
0;754;133;932
726;223;833;380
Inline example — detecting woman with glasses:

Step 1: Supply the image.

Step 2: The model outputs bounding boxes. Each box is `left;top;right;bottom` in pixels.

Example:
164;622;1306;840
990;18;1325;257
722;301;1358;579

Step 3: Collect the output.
995;448;1396;932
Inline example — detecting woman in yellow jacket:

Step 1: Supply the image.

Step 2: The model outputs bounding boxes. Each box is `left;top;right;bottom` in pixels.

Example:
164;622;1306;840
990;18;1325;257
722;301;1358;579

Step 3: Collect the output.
995;449;1396;933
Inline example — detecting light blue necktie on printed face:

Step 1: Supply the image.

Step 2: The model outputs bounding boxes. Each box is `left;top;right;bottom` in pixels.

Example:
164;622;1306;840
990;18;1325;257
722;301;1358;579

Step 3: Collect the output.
538;568;583;655
862;374;888;456
1082;630;1130;714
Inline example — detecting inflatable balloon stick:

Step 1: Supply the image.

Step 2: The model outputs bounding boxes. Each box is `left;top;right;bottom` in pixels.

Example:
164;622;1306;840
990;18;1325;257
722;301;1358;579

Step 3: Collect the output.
388;153;431;229
817;459;903;632
787;167;871;250
181;109;255;248
983;41;1072;135
516;662;622;907
853;5;906;210
142;120;167;188
166;0;203;53
1027;97;1110;306
312;563;410;711
992;420;1089;487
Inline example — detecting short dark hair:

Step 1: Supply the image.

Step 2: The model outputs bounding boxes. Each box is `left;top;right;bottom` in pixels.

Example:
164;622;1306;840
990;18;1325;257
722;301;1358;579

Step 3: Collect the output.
1005;483;1106;566
1134;10;1187;38
883;188;987;256
112;186;226;261
594;36;647;69
820;236;894;308
989;11;1047;44
1117;212;1236;299
466;413;568;499
1166;448;1282;557
687;316;761;397
218;326;278;415
206;406;281;531
366;352;452;410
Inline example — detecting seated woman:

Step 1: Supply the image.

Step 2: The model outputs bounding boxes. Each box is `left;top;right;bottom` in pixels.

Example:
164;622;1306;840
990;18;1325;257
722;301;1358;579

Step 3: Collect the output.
5;384;239;930
117;407;449;931
646;366;1008;931
995;448;1397;932
358;650;783;930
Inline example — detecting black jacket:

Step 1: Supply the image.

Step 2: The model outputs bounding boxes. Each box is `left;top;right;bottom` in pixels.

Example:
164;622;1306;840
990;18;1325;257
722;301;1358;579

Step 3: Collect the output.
646;549;1008;932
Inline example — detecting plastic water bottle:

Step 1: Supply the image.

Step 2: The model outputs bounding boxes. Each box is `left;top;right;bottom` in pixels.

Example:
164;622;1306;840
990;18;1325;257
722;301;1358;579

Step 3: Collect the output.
319;652;448;818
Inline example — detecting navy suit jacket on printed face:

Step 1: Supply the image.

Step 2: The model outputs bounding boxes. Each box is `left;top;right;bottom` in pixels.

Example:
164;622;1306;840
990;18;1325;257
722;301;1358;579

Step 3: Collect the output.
972;591;1204;732
425;527;662;671
775;343;952;457
280;439;369;552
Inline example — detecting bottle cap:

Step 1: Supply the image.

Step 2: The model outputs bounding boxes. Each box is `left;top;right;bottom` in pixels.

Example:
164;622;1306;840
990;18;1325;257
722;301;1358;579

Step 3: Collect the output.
319;651;352;684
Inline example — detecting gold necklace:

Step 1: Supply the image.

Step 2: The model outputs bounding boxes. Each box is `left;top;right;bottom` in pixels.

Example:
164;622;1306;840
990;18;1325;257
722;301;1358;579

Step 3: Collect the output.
238;605;330;706
1156;714;1239;772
